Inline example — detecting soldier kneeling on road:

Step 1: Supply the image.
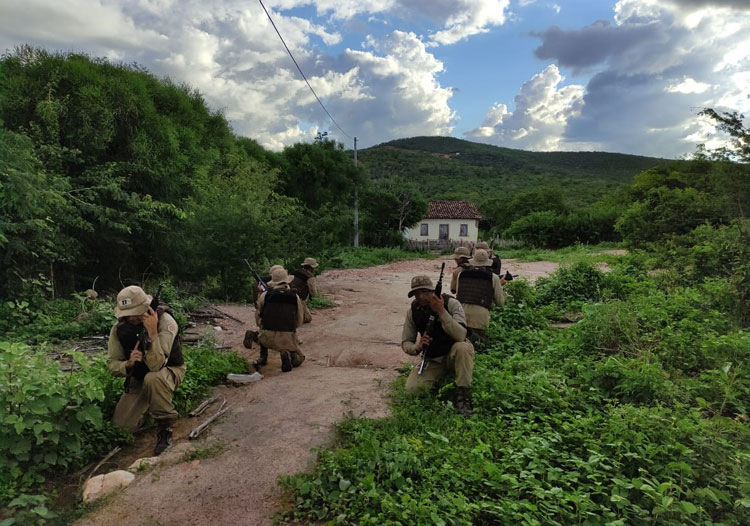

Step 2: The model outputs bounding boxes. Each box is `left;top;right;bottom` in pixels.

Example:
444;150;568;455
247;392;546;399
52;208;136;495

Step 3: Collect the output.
290;257;320;324
255;267;306;372
107;286;185;456
401;275;475;417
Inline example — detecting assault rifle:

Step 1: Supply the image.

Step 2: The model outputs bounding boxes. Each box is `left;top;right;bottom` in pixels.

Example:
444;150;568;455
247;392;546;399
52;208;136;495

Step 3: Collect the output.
244;259;268;293
503;270;518;282
417;262;445;375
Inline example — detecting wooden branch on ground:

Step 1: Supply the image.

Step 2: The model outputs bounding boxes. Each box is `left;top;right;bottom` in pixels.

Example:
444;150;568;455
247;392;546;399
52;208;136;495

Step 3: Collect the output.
189;400;228;440
209;307;245;324
85;446;122;482
189;396;223;417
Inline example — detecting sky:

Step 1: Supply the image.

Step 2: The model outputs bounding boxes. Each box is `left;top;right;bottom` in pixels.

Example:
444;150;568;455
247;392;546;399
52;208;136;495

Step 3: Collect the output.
1;0;749;158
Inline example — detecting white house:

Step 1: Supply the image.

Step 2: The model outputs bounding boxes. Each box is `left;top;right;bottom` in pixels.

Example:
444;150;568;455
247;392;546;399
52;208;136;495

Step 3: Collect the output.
404;200;482;247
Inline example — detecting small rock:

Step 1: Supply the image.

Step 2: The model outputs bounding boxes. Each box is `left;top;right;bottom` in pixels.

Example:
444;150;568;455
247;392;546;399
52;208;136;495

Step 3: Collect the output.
213;326;223;331
82;471;135;504
226;372;263;385
128;457;159;472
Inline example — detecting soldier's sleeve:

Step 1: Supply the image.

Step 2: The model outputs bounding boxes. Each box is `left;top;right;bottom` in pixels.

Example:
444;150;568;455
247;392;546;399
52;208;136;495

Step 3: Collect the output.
107;324;129;377
308;277;320;298
145;312;177;372
439;298;468;342
401;309;420;356
296;296;305;328
493;274;505;307
255;292;266;326
450;267;461;294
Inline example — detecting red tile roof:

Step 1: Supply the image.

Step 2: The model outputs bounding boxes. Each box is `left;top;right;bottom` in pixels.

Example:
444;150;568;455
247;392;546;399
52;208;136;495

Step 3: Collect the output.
424;200;482;220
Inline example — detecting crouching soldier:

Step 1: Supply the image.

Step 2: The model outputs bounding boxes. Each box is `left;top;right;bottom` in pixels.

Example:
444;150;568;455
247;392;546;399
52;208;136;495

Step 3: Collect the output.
255;267;306;372
456;249;505;347
290;257;320;324
450;246;471;294
401;275;475;417
107;286;185;456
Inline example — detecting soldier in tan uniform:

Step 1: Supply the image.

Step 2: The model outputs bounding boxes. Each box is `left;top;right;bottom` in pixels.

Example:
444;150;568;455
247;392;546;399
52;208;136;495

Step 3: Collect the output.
255;267;306;372
107;286;186;456
476;241;502;275
450;246;471;294
401;275;475;417
455;249;505;347
290;257;320;324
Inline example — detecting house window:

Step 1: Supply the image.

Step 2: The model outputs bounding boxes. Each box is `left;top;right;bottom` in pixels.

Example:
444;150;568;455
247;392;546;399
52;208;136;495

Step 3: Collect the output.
420;223;428;236
460;224;468;237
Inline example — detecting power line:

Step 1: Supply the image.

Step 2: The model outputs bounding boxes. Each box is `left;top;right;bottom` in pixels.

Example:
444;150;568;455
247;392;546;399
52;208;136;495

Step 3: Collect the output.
257;0;351;140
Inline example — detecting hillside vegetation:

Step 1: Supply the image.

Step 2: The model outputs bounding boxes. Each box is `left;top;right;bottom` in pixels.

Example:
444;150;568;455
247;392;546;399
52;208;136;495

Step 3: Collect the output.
358;136;665;204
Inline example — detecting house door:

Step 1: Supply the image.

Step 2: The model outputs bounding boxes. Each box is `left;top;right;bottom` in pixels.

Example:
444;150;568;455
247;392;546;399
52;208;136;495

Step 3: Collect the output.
439;224;449;241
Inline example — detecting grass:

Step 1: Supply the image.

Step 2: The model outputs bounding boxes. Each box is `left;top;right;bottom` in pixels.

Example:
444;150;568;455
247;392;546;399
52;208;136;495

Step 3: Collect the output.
323;246;435;270
500;241;625;265
308;296;336;309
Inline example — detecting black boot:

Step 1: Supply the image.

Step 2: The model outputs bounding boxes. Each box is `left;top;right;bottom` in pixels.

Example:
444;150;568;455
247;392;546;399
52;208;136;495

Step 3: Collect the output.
154;420;174;456
253;345;268;368
455;387;473;418
280;350;292;372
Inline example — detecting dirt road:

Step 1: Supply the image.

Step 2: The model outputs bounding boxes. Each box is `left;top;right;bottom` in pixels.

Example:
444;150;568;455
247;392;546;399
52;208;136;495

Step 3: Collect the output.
78;256;559;526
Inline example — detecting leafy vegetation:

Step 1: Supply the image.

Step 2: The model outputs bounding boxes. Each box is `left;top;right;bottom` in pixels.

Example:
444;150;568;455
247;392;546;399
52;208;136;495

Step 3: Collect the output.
0;340;248;523
281;258;750;526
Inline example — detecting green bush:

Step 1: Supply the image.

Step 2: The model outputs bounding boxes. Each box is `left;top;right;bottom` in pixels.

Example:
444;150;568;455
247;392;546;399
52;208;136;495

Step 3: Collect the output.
535;261;606;309
173;344;248;414
0;338;248;524
0;343;126;506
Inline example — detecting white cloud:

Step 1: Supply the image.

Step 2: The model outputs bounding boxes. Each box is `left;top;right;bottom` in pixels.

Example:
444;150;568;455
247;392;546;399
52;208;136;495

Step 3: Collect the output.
267;0;511;46
0;0;164;53
666;78;712;94
428;0;511;45
523;0;750;156
466;65;585;151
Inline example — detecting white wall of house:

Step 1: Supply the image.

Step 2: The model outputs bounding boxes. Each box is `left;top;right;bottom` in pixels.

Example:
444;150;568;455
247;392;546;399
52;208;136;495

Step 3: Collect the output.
404;218;479;244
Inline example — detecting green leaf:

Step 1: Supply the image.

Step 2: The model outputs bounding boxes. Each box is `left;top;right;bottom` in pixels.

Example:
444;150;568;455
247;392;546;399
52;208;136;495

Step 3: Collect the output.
76;404;102;426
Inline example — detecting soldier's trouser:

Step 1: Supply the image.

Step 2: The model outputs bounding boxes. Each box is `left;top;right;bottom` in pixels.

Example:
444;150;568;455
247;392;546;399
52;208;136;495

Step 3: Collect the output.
405;341;474;394
112;365;186;433
302;301;312;323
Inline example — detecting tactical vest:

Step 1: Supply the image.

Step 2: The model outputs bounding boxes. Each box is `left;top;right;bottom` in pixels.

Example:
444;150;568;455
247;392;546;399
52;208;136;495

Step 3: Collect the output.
116;309;184;381
260;288;299;332
411;295;457;359
456;267;494;309
290;271;311;300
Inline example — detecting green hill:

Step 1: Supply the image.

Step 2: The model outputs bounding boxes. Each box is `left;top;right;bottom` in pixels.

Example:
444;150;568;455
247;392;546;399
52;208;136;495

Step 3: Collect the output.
358;136;667;205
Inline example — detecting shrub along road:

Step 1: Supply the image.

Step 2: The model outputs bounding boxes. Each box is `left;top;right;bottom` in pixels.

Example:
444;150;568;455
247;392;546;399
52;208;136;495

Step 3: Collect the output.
78;256;557;526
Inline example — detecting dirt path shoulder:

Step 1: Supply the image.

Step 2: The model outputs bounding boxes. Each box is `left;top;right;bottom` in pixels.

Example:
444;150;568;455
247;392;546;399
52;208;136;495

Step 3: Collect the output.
78;257;555;526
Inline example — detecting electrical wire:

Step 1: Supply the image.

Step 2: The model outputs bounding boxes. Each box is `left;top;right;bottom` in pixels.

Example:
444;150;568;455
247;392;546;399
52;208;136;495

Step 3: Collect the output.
257;0;352;140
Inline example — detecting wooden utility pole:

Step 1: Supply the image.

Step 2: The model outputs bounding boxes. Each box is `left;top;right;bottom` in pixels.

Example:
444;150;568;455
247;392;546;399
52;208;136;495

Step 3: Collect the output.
353;136;359;247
